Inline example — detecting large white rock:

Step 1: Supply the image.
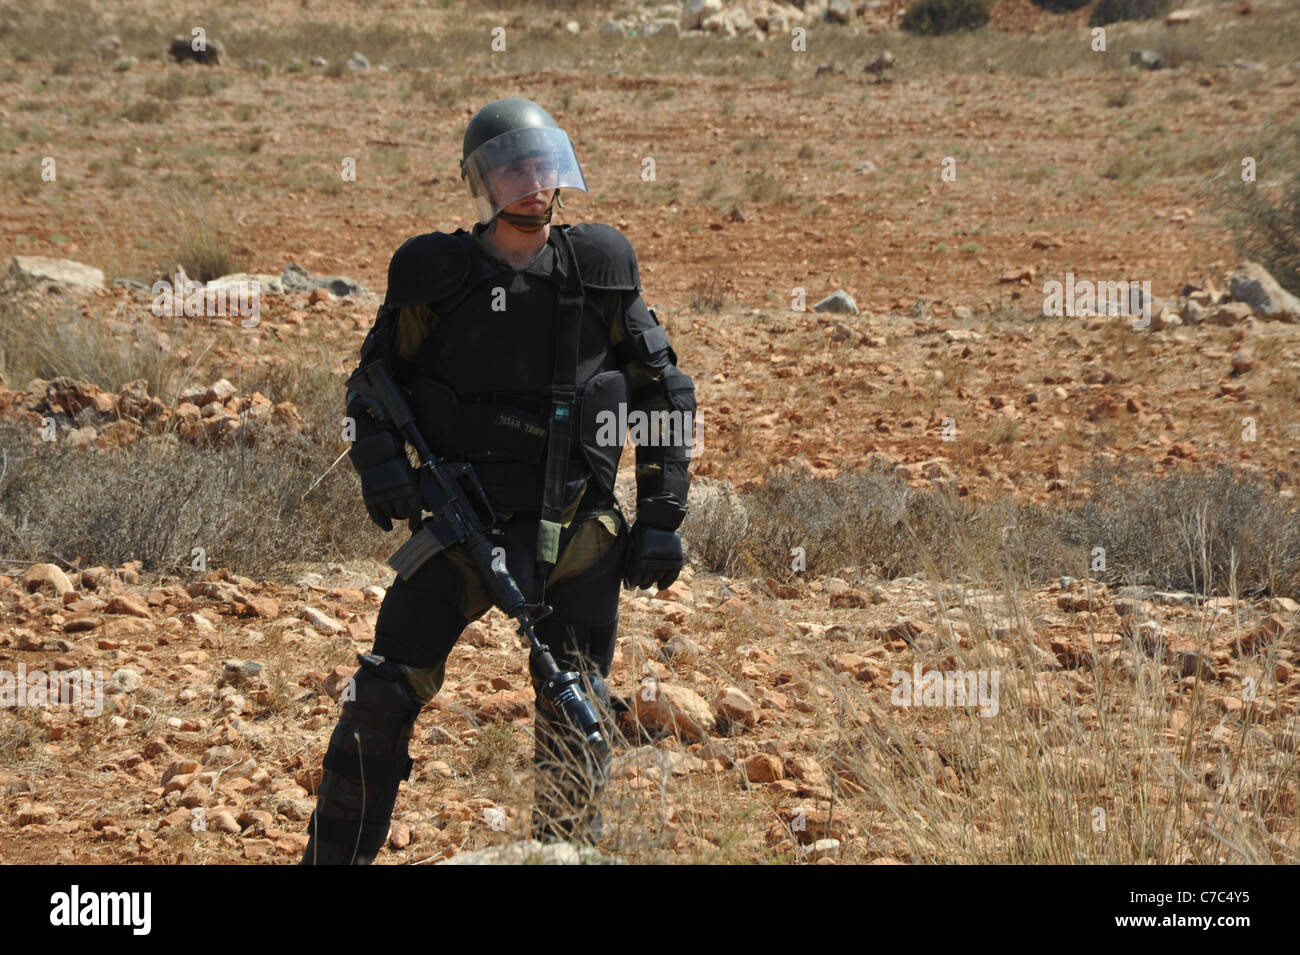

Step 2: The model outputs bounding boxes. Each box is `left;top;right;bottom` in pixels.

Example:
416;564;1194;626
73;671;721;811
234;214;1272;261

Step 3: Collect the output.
439;840;618;865
205;273;286;296
10;256;105;290
1229;261;1300;320
682;0;724;30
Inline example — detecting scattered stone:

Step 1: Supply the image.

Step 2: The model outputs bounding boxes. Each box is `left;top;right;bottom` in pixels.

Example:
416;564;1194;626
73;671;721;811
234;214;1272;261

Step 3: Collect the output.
1237;614;1291;653
717;686;758;727
829;589;869;609
346;51;370;70
1229;262;1300;320
389;823;411;849
178;781;210;808
1210;302;1254;326
813;290;859;315
104;592;152;618
1130;49;1164;70
238;809;274;830
275;798;314;821
107;668;143;694
806;838;841;861
1172;650;1214;680
23;563;74;596
630;682;716;742
439;840;617;865
786;756;828;785
826;0;853;24
17;803;59;826
208;809;242;834
301;607;344;635
1113;598;1144;617
872;617;924;645
242;839;275;860
223;660;264;685
864;51;896;77
168;34;225;66
742;753;785;783
281;262;367;297
322;665;355;701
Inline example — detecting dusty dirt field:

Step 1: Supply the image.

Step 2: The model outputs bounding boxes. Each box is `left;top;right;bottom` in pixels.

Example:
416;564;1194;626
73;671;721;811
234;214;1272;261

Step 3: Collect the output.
1;0;1299;865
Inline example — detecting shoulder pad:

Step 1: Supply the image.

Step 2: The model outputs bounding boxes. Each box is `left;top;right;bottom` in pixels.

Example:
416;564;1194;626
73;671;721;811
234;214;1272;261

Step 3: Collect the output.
566;223;641;292
384;231;471;308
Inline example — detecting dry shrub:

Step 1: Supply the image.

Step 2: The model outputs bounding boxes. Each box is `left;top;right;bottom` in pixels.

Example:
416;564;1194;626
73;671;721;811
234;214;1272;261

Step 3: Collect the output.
730;463;1300;598
1055;463;1300;598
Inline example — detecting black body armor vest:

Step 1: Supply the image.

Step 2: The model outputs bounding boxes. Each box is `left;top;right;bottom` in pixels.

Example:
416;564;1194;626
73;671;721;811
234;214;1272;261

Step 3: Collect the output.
376;223;640;528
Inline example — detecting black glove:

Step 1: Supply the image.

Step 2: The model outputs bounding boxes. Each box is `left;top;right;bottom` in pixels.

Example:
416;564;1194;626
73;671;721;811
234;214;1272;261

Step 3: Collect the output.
623;522;684;591
350;431;421;532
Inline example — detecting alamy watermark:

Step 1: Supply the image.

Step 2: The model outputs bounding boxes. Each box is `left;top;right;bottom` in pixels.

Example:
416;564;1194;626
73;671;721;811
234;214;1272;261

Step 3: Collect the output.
0;664;104;717
1042;272;1152;328
49;885;151;935
595;403;701;457
890;662;1000;717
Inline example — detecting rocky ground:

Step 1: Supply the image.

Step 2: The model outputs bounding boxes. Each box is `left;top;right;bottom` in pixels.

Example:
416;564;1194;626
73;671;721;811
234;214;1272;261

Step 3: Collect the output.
1;556;1297;864
1;0;1299;863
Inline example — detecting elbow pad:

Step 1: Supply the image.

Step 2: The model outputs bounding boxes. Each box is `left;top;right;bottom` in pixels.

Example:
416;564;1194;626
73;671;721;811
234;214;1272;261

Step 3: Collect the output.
633;365;695;531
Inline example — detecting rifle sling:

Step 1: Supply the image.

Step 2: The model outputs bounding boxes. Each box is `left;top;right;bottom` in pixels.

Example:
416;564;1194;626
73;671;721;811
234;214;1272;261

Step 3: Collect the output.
535;227;586;597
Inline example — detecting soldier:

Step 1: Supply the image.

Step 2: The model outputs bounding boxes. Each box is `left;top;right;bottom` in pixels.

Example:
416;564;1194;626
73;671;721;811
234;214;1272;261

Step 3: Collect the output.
301;97;696;864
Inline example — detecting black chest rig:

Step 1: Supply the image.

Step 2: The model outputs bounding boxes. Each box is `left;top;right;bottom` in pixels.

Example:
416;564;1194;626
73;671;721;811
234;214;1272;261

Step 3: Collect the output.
382;223;634;570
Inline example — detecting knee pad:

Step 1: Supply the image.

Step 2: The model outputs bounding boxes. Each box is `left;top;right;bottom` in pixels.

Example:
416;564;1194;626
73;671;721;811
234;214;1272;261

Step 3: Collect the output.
304;656;423;861
325;655;423;782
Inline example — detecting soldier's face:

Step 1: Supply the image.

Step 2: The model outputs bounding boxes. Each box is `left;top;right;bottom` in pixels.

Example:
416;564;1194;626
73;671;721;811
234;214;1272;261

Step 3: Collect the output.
491;155;558;215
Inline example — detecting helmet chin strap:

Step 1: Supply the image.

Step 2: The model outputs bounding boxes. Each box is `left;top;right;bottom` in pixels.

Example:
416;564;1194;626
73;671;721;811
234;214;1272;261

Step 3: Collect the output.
495;190;560;232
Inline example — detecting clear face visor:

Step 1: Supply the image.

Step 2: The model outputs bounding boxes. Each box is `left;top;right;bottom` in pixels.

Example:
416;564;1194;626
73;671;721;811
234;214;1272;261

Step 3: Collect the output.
460;126;587;224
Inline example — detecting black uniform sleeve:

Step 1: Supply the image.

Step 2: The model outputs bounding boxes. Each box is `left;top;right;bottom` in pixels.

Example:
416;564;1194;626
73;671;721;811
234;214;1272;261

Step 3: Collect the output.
606;290;695;531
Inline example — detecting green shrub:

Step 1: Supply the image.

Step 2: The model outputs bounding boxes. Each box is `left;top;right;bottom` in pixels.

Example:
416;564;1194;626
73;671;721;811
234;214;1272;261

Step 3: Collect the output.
901;0;994;35
1030;0;1090;10
1090;0;1173;26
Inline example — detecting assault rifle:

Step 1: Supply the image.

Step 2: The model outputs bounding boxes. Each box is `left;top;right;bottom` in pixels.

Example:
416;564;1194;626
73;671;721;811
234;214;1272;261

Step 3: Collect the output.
346;359;610;761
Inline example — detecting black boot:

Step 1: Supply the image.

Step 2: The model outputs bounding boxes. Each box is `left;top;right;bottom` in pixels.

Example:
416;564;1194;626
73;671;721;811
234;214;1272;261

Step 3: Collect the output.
300;656;423;865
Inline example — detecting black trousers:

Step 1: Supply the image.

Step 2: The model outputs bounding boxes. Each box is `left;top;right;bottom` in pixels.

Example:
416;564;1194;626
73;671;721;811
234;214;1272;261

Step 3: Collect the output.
301;509;628;863
372;509;629;678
